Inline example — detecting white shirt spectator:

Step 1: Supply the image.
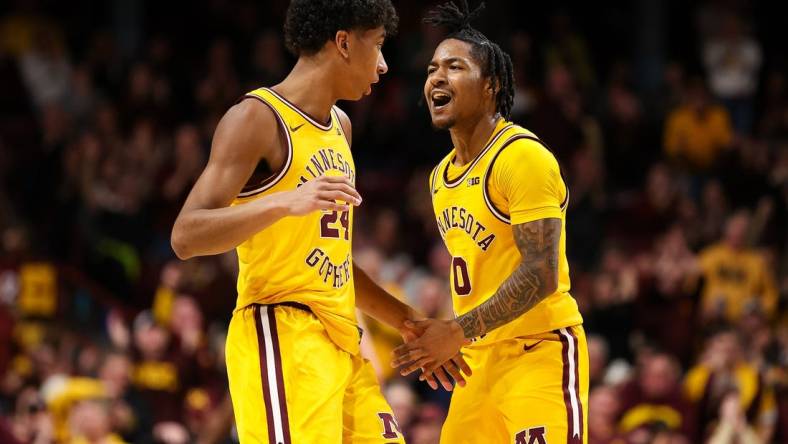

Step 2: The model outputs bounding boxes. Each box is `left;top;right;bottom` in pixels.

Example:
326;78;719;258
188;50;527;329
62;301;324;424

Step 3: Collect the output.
703;36;762;99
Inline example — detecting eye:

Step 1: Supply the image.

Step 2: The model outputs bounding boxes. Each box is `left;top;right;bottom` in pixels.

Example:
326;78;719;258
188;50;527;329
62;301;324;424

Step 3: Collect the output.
427;66;437;74
450;64;462;71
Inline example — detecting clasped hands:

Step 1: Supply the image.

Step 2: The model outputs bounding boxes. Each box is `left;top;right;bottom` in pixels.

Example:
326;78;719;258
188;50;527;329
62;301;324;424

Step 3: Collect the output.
393;318;472;391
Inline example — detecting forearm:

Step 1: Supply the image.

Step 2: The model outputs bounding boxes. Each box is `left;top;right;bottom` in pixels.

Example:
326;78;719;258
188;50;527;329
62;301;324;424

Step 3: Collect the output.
455;262;554;338
171;192;290;259
354;264;417;330
455;218;560;339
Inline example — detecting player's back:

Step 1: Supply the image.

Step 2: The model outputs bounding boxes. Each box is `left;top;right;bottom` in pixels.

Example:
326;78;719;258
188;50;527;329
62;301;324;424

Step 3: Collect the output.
233;87;359;353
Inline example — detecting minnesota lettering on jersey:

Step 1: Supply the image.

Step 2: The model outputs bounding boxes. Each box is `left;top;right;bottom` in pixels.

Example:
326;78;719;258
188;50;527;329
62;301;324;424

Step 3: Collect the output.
297;147;356;186
435;205;496;251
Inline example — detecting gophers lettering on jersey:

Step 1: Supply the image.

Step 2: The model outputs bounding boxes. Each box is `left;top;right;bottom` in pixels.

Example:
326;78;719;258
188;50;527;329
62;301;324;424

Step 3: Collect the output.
305;249;352;289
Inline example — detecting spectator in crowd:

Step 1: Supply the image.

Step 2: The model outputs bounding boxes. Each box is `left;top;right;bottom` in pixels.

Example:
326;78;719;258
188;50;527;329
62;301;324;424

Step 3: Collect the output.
588;385;624;444
684;327;777;443
695;210;778;324
663;78;733;173
617;353;694;441
702;14;762;135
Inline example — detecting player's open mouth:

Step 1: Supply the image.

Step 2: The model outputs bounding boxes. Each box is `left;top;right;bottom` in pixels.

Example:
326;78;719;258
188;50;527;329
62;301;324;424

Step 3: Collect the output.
431;90;452;109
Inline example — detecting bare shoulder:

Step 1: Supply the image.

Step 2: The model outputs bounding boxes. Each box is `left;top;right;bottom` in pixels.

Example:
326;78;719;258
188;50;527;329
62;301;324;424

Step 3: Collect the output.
179;98;284;211
211;98;280;163
333;105;352;147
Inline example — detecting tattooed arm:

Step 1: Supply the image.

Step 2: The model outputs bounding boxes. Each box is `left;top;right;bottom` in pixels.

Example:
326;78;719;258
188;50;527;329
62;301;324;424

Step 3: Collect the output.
456;218;560;338
391;218;561;373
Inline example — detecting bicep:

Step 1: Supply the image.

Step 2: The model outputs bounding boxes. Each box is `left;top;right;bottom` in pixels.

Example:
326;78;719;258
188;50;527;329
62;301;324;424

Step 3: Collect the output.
512;219;562;264
180;101;279;212
512;219;561;293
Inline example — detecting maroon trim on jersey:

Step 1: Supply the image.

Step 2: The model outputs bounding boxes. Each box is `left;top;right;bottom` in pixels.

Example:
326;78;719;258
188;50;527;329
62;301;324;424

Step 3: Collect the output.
442;123;514;188
236;94;294;198
429;164;440;198
253;305;277;443
571;328;584;443
265;306;292;444
482;134;570;224
332;107;351;147
264;87;334;131
558;328;583;444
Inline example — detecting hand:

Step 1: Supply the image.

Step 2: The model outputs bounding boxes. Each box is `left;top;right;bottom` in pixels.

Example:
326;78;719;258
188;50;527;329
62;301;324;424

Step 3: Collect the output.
421;353;472;391
281;175;361;216
392;319;469;376
398;318;471;391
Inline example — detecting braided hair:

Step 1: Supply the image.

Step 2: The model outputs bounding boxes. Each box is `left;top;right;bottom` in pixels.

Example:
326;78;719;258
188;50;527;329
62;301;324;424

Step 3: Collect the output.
424;0;515;120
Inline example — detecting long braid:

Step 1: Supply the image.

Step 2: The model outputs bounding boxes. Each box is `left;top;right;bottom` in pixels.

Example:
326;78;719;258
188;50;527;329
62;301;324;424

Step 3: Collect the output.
424;1;515;120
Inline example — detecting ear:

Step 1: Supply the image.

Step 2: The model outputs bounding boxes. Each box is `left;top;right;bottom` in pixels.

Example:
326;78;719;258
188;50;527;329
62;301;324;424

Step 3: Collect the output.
335;30;350;58
485;78;498;98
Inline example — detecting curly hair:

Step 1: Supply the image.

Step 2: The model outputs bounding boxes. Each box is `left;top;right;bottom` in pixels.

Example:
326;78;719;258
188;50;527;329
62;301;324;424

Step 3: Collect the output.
284;0;398;56
424;0;514;120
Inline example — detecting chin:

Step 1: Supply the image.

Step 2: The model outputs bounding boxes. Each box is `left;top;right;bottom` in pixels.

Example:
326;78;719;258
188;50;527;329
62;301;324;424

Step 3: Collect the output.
431;117;455;130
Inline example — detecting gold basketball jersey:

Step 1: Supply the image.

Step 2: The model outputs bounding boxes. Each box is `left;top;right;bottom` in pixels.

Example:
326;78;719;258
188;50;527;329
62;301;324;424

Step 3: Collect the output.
430;119;582;343
232;87;359;354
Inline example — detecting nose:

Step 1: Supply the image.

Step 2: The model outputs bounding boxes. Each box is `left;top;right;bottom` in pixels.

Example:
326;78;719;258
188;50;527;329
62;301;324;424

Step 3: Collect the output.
429;68;446;87
377;53;388;75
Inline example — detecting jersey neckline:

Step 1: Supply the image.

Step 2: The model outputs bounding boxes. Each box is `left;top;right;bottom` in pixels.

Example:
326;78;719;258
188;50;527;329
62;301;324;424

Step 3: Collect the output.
442;120;514;188
264;87;335;131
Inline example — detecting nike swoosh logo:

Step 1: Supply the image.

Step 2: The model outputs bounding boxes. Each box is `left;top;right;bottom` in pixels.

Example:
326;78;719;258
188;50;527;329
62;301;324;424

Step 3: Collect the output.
522;340;544;352
433;187;440;195
289;123;305;132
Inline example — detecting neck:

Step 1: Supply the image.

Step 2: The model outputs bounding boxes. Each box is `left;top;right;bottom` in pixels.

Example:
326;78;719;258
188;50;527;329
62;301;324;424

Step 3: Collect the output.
449;113;501;165
272;55;338;123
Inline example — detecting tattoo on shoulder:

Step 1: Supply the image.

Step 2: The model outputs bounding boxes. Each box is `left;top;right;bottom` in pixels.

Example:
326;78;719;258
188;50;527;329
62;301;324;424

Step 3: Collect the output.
457;218;561;339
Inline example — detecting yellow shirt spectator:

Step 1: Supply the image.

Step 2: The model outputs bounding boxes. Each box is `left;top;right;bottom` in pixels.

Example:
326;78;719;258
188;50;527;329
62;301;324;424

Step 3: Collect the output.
697;243;778;322
664;101;733;171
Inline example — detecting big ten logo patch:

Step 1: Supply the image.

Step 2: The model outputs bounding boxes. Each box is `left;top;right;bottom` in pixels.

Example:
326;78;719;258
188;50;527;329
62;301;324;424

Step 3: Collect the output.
377;412;402;439
515;426;547;444
467;176;480;186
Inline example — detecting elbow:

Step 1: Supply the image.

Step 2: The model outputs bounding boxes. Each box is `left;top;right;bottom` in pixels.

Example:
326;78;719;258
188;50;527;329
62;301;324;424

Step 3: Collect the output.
170;226;193;260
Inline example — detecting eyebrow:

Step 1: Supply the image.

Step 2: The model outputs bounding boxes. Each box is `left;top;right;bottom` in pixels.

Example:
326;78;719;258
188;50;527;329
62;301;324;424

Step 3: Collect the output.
429;57;468;67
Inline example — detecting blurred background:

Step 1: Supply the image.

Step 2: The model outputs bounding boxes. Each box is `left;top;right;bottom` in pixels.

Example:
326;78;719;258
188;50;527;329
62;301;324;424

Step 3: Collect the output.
0;0;786;443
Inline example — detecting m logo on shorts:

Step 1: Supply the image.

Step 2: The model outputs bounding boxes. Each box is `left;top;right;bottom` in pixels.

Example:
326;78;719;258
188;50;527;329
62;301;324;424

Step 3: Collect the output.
377;412;401;439
515;426;547;444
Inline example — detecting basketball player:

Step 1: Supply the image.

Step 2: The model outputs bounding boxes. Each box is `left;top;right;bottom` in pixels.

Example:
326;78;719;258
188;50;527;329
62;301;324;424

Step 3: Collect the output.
171;1;467;442
392;2;589;443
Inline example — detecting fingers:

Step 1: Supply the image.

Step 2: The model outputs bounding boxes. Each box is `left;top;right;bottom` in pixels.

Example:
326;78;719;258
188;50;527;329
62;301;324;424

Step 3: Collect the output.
318;190;361;206
442;359;466;388
421;370;439;390
309;175;361;205
399;357;433;376
403;319;431;329
319;175;354;185
318;200;350;212
453;353;472;376
429;366;455;391
391;345;426;368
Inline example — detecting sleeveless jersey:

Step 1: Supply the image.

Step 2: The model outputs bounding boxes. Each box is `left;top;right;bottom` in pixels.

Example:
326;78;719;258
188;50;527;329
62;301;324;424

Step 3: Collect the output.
232;87;359;354
430;119;582;344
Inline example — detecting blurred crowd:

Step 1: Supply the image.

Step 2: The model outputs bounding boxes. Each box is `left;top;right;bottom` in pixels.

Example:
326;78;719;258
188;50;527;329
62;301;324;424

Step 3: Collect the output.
0;0;786;443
